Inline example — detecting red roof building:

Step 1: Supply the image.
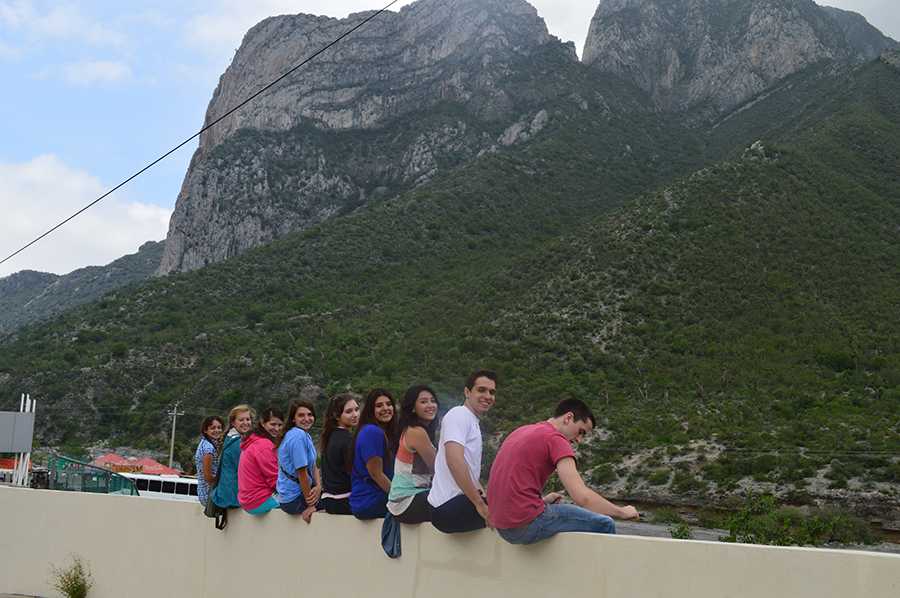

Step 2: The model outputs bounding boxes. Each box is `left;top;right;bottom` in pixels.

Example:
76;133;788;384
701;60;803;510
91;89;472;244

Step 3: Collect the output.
92;453;180;475
92;453;129;467
133;457;180;476
0;457;23;470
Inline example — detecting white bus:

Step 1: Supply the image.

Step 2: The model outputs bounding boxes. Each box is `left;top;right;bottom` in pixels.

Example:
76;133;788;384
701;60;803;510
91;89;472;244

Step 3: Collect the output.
121;473;199;502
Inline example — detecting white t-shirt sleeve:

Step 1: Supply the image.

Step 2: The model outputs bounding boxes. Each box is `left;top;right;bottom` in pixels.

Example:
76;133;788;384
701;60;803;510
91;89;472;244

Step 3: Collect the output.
439;407;470;447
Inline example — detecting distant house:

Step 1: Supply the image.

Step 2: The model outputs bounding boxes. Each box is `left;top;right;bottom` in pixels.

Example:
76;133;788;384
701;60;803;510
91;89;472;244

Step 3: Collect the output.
92;453;180;476
0;456;29;483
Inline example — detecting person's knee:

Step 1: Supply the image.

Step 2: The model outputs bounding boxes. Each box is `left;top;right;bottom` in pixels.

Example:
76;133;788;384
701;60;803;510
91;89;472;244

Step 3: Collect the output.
497;528;524;544
594;514;616;534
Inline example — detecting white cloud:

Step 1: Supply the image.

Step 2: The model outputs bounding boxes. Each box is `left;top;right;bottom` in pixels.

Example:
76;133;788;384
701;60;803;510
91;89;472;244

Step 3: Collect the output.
185;0;416;57
0;155;171;277
0;1;126;47
60;60;132;86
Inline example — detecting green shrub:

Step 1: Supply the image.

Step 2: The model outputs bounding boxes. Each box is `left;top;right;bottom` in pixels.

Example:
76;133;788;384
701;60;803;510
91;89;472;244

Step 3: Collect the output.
670;522;694;540
50;555;93;598
696;509;728;529
672;471;707;494
652;508;684;524
590;464;618;485
648;468;671;486
722;494;877;546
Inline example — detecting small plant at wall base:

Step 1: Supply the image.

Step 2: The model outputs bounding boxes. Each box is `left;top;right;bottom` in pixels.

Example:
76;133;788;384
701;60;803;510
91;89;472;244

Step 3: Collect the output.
49;555;93;598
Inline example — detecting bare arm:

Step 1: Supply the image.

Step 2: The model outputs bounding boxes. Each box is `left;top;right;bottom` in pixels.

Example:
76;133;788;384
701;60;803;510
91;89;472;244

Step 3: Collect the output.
300;465;319;524
405;427;437;471
556;457;639;520
296;466;312;500
308;465;322;504
202;454;215;485
445;442;490;525
365;457;392;493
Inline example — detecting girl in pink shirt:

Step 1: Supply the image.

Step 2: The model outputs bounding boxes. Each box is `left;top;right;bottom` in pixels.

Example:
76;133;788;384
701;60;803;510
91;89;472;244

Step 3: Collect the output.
238;406;284;515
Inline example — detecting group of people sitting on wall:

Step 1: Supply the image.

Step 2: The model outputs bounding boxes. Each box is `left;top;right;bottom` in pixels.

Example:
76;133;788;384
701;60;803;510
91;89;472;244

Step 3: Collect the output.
193;369;639;546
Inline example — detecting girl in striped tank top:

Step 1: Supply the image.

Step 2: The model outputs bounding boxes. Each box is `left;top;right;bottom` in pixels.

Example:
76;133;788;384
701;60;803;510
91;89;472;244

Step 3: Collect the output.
387;385;440;523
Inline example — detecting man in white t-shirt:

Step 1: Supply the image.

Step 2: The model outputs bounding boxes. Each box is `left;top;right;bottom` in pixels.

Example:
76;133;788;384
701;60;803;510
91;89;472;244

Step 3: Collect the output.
428;369;496;533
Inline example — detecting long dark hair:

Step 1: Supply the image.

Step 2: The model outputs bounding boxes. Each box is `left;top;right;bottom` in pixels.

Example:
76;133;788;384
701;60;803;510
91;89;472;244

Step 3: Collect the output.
398;385;439;445
320;393;358;455
254;406;284;444
200;416;225;443
278;399;316;447
353;389;398;462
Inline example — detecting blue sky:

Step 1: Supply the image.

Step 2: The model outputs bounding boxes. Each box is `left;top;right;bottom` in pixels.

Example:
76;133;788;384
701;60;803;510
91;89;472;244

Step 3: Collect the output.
1;0;897;276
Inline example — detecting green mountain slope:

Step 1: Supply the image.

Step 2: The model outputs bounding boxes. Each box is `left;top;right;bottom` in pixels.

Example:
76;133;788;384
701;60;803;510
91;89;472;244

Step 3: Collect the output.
1;56;897;517
492;57;900;507
0;242;164;335
0;54;706;451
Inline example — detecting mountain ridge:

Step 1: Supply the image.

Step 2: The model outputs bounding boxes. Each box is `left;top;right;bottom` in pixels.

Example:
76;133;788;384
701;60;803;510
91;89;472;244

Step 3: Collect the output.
0;241;164;336
582;0;897;114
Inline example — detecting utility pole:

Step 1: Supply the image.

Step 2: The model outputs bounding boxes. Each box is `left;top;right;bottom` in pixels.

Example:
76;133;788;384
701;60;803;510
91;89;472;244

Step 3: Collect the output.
167;402;184;469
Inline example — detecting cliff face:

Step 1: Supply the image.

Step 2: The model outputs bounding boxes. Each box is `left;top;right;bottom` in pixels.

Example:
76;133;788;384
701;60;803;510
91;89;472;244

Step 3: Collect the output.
883;49;900;70
199;0;553;149
582;0;897;114
158;0;570;274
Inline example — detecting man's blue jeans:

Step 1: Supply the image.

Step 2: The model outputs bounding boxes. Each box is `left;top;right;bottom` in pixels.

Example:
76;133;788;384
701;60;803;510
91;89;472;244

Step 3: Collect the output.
498;504;616;545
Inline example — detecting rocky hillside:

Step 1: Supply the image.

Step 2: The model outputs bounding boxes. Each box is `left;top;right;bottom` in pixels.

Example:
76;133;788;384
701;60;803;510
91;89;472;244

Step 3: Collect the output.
582;0;897;114
0;241;164;335
158;0;576;274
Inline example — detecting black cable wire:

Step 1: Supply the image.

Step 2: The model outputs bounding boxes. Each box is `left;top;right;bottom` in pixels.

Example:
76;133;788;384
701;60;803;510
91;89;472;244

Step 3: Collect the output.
0;0;401;269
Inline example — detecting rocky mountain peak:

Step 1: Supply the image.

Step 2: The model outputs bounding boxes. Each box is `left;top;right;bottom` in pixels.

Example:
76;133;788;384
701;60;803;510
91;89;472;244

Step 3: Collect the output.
582;0;897;114
198;0;553;153
158;0;567;275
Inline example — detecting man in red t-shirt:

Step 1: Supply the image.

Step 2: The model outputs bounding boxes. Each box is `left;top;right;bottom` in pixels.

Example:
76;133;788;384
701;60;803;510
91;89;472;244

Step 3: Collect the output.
487;399;639;544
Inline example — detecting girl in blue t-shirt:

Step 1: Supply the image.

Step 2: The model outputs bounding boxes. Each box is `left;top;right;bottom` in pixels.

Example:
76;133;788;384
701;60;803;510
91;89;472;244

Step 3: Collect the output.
277;400;321;523
194;416;224;506
350;388;398;519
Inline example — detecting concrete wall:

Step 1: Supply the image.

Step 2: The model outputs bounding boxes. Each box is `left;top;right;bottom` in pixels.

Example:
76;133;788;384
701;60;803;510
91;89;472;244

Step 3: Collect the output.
1;486;898;598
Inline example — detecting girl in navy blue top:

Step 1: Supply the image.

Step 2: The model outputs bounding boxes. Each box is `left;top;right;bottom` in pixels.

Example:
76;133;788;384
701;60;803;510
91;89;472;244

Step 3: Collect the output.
350;388;398;519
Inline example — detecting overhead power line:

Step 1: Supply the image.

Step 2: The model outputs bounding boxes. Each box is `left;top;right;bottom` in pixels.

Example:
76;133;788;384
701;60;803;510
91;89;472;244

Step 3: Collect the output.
0;0;401;269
